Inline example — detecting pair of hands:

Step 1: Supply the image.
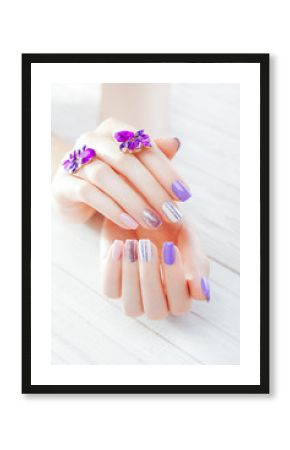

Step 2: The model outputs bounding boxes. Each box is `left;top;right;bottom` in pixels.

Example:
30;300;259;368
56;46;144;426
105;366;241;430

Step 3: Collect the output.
52;118;210;319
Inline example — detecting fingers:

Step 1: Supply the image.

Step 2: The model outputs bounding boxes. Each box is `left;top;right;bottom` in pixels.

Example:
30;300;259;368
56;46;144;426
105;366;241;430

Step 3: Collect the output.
105;154;184;225
122;240;143;317
161;243;192;315
138;240;169;320
79;160;163;230
102;239;169;320
78;128;185;224
178;221;210;301
101;240;123;299
68;175;139;230
102;237;208;318
136;142;192;202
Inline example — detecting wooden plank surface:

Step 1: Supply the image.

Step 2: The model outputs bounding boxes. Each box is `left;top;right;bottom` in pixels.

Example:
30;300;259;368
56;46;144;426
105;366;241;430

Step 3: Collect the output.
51;83;240;365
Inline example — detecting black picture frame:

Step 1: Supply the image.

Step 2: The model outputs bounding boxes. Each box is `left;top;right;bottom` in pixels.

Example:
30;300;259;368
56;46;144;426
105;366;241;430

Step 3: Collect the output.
22;53;269;394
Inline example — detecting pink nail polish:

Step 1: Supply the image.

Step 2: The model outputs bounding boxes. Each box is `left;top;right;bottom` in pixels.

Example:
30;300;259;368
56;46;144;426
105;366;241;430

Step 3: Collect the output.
120;213;138;229
111;240;123;261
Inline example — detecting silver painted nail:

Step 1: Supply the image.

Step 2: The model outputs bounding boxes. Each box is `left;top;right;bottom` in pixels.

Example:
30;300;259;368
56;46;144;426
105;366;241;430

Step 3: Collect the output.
138;239;152;262
142;209;162;229
124;240;138;262
162;200;183;223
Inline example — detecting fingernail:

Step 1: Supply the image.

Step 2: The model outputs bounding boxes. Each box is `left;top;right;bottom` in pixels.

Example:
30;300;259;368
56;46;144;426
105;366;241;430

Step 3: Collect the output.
142;208;162;229
162;200;183;223
174;137;181;151
124;239;138;262
120;213;138;229
201;276;210;301
171;180;191;202
111;240;123;261
162;242;175;265
138;239;152;262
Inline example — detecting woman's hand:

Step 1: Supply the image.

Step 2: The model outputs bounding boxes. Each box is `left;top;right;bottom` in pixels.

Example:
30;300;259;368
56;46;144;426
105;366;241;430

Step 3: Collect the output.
100;218;210;320
52;118;191;229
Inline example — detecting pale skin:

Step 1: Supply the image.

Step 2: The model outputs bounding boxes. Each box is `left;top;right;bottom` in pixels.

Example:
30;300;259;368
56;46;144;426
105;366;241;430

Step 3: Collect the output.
52;118;210;319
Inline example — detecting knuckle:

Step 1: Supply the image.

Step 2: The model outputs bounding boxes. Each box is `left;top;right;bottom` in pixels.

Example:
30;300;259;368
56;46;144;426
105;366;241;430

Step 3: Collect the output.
89;161;110;183
116;154;135;173
95;117;119;135
75;181;90;200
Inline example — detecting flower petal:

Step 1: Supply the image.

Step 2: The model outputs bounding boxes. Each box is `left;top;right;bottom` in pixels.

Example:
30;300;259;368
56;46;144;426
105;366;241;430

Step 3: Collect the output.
114;130;135;142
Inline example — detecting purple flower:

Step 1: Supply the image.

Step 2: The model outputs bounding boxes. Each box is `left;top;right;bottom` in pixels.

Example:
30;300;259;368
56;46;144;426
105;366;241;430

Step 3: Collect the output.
63;145;96;173
114;129;152;153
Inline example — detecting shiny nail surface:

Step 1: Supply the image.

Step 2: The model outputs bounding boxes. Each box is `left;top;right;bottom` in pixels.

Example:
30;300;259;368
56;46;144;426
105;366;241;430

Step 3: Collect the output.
162;200;183;223
138;239;152;262
120;213;138;229
201;276;210;301
162;242;175;265
111;240;123;261
125;240;138;262
143;208;162;229
171;180;191;202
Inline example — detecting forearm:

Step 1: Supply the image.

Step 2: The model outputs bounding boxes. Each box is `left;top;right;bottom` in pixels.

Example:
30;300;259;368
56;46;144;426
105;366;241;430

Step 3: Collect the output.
100;84;169;136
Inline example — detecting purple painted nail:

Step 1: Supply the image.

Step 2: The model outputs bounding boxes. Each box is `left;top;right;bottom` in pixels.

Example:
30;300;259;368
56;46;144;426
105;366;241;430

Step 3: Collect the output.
143;209;162;229
125;240;138;262
162;242;175;265
200;276;210;301
171;180;191;202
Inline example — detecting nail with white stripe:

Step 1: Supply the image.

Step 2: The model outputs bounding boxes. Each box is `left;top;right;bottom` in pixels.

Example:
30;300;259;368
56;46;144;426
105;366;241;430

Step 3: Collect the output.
138;239;152;262
162;200;183;223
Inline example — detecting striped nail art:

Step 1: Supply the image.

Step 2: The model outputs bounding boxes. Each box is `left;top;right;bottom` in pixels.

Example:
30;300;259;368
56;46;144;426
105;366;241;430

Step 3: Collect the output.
138;239;152;262
143;209;162;229
124;240;138;262
162;200;183;223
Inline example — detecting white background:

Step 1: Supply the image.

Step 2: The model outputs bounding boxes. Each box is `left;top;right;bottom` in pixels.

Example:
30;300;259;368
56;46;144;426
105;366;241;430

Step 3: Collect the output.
0;1;286;450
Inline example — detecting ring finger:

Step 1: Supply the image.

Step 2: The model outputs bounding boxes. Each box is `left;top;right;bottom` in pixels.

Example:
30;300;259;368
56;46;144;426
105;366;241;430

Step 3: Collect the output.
78;160;163;230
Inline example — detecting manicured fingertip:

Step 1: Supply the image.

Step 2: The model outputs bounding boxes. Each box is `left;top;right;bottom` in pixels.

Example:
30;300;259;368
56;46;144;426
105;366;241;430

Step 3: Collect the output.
162;242;175;265
162;200;183;223
120;212;139;230
124;239;138;262
138;239;152;262
111;240;123;261
171;180;192;202
187;275;211;302
155;137;181;160
201;276;211;302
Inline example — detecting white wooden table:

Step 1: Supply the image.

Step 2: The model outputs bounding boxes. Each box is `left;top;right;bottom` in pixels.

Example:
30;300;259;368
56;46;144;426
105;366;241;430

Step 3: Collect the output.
52;83;240;365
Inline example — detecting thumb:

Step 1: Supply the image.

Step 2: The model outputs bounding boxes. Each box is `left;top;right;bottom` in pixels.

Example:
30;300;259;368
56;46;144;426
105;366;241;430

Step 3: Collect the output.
154;137;181;160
